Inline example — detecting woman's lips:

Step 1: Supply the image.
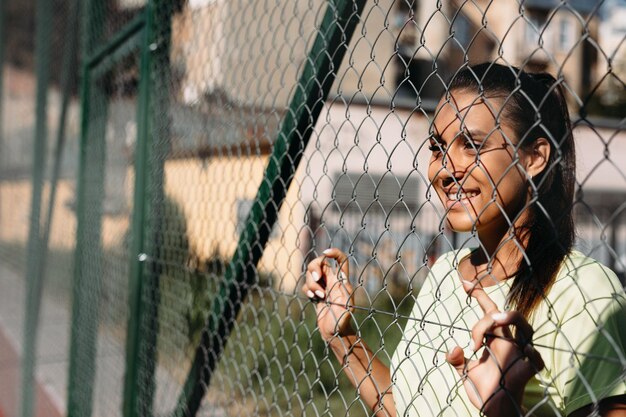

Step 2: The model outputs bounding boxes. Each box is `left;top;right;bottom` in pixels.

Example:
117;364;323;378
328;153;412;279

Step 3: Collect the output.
445;190;480;209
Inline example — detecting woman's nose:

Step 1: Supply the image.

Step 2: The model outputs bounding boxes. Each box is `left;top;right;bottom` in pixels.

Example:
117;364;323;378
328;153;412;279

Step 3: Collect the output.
440;145;465;175
440;169;464;188
438;147;470;185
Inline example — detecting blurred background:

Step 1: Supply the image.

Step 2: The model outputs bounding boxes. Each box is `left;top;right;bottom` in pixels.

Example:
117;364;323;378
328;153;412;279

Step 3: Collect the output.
0;1;624;416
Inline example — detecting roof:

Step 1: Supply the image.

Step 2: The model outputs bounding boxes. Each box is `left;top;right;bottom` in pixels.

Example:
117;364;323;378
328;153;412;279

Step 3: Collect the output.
169;99;282;158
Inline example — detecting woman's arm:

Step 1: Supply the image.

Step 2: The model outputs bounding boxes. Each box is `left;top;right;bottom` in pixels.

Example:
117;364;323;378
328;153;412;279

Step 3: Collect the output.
303;248;395;417
327;334;395;417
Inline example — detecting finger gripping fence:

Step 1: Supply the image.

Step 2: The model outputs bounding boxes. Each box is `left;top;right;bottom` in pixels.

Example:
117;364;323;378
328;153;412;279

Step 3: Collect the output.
0;1;625;417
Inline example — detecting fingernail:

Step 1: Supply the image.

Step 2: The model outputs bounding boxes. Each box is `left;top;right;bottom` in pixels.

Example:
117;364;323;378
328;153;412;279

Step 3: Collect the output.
461;280;474;287
339;271;347;281
312;271;320;282
315;290;325;299
491;312;508;321
306;290;315;299
322;249;332;255
473;341;481;352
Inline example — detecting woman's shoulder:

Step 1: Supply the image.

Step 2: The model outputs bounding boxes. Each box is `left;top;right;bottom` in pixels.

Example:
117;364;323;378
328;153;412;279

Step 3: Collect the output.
553;250;623;293
545;250;626;316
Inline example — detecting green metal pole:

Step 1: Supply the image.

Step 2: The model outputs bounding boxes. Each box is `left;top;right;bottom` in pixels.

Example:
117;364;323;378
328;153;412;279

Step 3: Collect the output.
173;1;367;416
66;1;107;416
122;3;153;410
40;0;80;235
122;0;173;415
35;0;80;369
21;0;53;415
67;74;108;417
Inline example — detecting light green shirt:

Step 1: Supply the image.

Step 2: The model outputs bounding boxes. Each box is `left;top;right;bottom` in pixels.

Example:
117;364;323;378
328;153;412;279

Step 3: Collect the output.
391;249;626;416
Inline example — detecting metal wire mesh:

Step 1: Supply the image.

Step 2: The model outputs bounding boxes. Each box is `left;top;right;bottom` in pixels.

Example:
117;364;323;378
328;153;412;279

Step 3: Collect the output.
0;1;625;417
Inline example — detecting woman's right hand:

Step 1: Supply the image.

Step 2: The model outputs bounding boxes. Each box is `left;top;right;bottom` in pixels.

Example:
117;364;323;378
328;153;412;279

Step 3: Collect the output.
304;249;395;417
303;248;355;341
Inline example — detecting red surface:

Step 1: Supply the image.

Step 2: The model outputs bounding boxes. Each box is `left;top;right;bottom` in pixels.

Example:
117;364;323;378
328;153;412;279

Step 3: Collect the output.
0;326;19;417
0;325;63;417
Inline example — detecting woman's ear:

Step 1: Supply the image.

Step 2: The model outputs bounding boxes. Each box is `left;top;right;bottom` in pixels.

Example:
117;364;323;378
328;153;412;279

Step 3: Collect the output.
526;137;551;178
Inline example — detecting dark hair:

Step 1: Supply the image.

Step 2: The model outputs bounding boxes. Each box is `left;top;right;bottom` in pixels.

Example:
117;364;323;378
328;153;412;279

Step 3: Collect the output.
448;62;576;319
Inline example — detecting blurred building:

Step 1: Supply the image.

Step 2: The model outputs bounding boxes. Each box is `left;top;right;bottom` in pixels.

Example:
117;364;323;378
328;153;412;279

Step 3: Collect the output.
597;0;626;106
393;0;601;107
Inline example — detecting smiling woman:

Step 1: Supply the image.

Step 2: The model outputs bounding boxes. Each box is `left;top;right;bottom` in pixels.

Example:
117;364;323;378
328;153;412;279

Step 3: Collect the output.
303;62;626;417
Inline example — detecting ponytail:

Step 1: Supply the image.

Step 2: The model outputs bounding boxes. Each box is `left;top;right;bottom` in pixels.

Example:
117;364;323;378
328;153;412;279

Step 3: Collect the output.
449;63;576;318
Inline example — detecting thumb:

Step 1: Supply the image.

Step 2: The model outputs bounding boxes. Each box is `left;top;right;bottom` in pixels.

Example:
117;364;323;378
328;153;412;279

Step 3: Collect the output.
446;346;468;376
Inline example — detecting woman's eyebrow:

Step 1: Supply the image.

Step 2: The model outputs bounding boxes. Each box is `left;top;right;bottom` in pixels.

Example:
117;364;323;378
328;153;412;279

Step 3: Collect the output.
462;129;489;140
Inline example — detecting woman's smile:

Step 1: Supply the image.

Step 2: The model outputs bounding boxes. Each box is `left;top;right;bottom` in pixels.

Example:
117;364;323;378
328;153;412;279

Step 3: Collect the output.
444;187;481;209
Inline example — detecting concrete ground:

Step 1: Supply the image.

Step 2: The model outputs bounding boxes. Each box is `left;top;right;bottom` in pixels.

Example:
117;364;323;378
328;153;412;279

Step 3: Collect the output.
0;261;223;417
0;262;66;417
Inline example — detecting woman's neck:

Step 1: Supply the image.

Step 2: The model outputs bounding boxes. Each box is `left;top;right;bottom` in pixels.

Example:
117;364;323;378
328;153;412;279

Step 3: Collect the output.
460;222;530;287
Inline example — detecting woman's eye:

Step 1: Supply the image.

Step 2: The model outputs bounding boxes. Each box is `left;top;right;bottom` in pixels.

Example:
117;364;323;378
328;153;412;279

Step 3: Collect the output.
428;141;444;153
463;139;479;152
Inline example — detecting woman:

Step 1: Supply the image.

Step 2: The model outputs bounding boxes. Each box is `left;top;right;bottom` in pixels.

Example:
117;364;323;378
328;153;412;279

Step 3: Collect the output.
303;63;626;416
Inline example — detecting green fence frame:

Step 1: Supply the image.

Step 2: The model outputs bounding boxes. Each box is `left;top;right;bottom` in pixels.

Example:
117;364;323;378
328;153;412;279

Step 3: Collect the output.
67;1;173;416
66;0;115;413
67;5;145;417
64;1;367;416
21;0;54;415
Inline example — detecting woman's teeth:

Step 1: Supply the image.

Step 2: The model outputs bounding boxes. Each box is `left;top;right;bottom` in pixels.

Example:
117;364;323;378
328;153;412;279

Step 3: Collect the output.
448;191;478;200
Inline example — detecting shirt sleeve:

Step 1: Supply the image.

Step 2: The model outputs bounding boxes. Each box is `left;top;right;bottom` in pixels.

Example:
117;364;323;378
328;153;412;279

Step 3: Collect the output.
549;261;626;415
562;296;626;415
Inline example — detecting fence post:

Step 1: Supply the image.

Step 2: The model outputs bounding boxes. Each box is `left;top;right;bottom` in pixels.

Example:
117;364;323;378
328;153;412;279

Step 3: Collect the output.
122;1;173;416
38;0;80;288
20;0;53;415
23;0;80;414
66;1;107;416
173;1;367;415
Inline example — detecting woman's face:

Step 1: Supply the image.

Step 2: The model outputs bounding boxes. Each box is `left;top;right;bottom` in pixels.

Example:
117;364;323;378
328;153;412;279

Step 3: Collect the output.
428;89;532;235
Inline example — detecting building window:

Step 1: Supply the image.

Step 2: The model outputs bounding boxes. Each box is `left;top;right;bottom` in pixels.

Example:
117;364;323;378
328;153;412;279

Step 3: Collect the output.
558;18;574;51
394;0;419;55
525;13;547;47
575;190;626;283
451;12;472;52
393;1;446;102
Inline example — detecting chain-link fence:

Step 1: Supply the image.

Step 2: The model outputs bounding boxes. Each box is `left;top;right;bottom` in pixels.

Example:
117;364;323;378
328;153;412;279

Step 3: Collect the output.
0;1;625;417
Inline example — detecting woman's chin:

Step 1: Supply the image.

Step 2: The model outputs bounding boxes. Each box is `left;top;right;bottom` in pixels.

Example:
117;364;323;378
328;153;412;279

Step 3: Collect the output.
445;218;476;233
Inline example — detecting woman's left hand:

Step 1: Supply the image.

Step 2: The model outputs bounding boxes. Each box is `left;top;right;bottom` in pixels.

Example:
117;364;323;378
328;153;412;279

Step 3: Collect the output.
446;280;545;416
